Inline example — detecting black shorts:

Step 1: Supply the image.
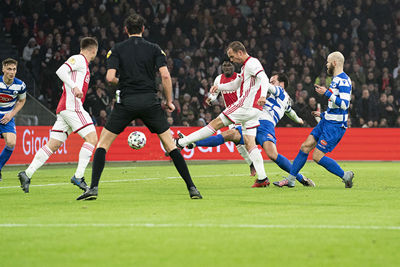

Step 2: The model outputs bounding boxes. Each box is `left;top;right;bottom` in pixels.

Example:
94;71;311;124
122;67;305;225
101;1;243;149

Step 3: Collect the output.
105;94;170;135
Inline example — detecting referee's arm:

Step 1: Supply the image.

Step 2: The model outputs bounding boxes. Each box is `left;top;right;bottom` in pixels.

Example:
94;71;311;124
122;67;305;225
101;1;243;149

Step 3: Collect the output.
159;66;175;112
106;69;119;84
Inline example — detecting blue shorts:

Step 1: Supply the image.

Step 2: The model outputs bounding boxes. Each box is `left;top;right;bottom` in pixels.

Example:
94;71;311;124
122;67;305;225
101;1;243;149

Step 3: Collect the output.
235;120;276;146
310;119;346;153
0;115;16;136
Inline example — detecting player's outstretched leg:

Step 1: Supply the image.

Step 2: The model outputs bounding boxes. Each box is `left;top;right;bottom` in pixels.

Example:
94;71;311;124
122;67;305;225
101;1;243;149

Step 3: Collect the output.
317;156;354;188
272;154;315;187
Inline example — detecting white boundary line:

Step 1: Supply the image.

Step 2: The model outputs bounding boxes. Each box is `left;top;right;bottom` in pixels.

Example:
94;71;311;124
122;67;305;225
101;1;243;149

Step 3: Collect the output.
0;223;399;230
0;173;285;190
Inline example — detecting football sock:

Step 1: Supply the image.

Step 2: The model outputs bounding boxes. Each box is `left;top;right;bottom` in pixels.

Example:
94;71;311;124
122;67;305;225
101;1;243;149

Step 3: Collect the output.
90;148;106;188
25;145;53;178
169;148;195;189
248;147;266;180
317;156;345;178
274;154;304;182
75;142;94;178
0;145;14;170
179;124;216;147
289;150;308;177
236;144;252;165
194;134;225;147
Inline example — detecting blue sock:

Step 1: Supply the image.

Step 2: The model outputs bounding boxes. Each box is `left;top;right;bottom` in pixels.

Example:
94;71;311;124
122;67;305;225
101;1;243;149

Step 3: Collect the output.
317;156;344;178
0;146;14;170
290;150;308;176
195;134;225;147
275;154;304;182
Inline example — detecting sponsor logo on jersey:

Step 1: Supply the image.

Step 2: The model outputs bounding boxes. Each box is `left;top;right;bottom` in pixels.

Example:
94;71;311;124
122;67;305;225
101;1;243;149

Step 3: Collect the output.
107;50;112;59
0;94;13;102
320;140;328;146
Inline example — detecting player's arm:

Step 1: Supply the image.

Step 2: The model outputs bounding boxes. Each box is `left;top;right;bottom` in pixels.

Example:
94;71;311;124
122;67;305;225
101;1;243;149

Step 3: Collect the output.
257;71;276;106
285;108;304;125
315;84;350;110
106;69;119;84
211;75;241;93
56;58;83;98
159;66;175;112
0;92;27;124
206;76;221;105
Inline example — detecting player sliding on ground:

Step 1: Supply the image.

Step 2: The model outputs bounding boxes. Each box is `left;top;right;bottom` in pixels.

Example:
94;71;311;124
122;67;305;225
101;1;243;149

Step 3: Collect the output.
181;73;315;187
279;51;354;188
177;41;275;187
18;37;99;193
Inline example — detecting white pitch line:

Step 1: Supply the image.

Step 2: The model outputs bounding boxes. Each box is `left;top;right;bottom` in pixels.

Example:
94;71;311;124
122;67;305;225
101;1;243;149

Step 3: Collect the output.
0;223;399;231
0;172;274;190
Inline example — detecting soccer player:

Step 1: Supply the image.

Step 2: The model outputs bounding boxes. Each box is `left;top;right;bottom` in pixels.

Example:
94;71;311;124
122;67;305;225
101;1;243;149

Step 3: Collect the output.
278;51;354;188
77;14;201;200
177;41;276;187
0;58;26;181
207;59;256;176
185;74;315;187
18;37;99;193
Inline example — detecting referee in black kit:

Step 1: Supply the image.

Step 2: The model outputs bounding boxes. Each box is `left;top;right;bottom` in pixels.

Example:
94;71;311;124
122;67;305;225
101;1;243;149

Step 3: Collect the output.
77;14;202;200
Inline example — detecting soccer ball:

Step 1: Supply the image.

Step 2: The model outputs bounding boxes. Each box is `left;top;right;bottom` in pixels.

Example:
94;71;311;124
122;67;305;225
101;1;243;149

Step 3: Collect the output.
127;131;146;149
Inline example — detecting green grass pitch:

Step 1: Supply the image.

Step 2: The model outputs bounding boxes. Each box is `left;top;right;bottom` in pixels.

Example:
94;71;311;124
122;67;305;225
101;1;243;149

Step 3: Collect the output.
1;161;399;266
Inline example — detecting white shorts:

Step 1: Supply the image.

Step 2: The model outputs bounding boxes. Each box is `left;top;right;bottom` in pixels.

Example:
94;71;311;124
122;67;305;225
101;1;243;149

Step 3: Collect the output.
50;110;95;142
220;107;260;136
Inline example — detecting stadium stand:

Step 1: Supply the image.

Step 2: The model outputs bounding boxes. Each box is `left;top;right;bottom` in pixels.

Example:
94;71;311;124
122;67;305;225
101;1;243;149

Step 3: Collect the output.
2;0;400;127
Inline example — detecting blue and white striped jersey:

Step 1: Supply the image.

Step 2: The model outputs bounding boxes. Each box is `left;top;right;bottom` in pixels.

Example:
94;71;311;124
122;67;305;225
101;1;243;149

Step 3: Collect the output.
0;76;27;115
259;85;292;127
323;72;352;127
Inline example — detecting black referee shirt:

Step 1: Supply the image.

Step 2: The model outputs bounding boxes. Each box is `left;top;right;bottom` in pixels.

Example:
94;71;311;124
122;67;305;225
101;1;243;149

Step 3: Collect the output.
106;36;167;96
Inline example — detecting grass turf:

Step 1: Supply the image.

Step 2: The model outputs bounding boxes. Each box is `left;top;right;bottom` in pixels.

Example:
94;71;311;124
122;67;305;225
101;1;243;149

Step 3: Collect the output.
0;161;399;267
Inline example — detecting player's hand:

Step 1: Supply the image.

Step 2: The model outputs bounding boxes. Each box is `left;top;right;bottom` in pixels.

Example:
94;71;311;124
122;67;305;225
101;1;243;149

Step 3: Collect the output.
166;101;175;112
314;84;327;95
73;87;83;98
0;113;13;124
312;111;321;117
257;96;266;106
298;118;304;125
210;85;219;94
205;97;213;106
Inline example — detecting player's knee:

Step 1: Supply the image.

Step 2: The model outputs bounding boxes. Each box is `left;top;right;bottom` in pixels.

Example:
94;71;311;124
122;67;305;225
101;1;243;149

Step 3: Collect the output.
300;143;312;153
5;141;16;149
312;151;323;163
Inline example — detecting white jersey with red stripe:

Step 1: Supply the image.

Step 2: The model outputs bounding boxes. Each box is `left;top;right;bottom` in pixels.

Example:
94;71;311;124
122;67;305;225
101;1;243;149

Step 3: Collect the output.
56;54;90;114
213;73;239;107
224;57;266;114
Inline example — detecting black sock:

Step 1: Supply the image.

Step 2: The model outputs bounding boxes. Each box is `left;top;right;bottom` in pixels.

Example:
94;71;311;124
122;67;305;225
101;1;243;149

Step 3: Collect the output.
90;148;106;189
169;148;195;189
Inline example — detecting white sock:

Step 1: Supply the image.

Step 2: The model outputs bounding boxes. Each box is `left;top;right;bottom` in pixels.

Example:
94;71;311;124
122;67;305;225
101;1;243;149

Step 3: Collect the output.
74;142;95;178
179;125;216;147
25;145;54;178
236;144;252;165
248;147;266;180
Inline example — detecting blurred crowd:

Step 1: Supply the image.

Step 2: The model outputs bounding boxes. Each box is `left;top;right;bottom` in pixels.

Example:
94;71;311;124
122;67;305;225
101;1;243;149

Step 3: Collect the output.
2;0;400;127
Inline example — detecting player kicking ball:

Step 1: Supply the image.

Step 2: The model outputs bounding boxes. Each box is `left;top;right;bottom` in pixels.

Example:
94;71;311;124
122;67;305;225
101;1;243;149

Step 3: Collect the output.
181;74;315;187
18;37;99;193
177;41;277;187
